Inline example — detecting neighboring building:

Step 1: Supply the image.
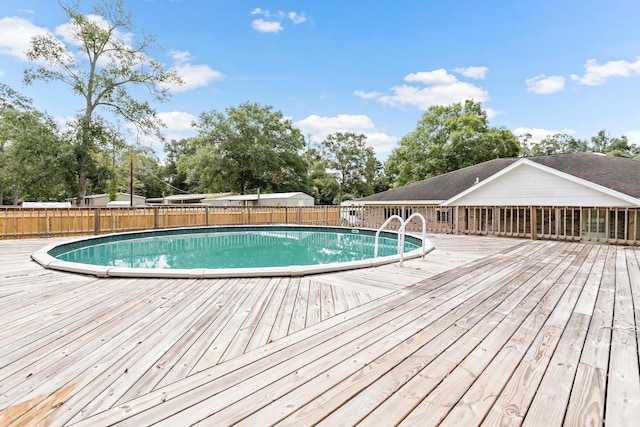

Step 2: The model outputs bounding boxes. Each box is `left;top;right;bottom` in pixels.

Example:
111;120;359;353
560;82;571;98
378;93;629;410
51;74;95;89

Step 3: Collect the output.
67;193;146;207
204;192;315;207
147;193;235;205
360;153;640;207
356;153;640;241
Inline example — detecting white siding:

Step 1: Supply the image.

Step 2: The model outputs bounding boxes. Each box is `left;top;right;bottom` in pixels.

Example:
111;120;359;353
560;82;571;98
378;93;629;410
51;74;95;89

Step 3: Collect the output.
448;163;637;207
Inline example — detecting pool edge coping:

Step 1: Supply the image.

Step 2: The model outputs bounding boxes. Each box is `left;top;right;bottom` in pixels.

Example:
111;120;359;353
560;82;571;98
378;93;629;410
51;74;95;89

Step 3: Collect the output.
31;225;434;278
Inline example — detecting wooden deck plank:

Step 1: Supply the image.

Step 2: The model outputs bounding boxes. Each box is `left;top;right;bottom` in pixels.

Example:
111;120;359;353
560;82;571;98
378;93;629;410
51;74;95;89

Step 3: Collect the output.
0;236;637;427
219;278;282;363
0;277;199;394
482;244;617;426
115;279;245;402
563;245;612;426
3;278;225;426
101;242;550;425
72;242;532;426
436;244;600;427
604;247;640;426
0;278;181;365
306;279;322;327
287;278;310;334
190;278;265;372
273;245;565;426
267;278;299;342
244;278;290;352
391;244;590;426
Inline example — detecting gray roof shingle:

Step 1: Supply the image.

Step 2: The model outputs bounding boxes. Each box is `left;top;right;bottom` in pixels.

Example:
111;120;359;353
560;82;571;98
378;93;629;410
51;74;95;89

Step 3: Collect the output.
360;153;640;202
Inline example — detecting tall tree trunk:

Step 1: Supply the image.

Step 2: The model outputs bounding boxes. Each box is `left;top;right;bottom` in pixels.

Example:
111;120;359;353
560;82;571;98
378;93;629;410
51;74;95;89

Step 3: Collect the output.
76;170;88;207
12;183;20;206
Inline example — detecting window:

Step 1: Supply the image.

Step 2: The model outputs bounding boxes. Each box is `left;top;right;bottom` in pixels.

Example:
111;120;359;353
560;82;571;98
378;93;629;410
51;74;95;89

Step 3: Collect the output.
582;208;606;238
436;209;449;223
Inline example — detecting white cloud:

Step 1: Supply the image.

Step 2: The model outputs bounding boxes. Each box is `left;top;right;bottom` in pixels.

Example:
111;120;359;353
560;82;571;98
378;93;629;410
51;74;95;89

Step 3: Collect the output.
405;69;458;85
252;19;283;33
377;81;489;110
295;114;398;155
570;57;640;86
157;111;197;131
288;12;307;24
453;66;489;79
164;50;223;92
130;111;198;150
251;8;269;16
0;17;50;60
514;127;576;143
250;9;307;32
356;67;489;110
353;90;383;99
485;108;500;119
525;74;565;94
623;130;640;145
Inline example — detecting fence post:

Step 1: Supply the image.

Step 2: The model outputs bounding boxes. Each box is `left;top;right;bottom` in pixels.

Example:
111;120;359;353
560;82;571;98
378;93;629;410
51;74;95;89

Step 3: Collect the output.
530;206;537;240
94;208;100;235
205;206;209;227
153;207;159;229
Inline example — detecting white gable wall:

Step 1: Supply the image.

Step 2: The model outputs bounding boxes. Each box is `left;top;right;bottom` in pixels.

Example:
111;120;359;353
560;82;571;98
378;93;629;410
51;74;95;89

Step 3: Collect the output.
446;163;639;207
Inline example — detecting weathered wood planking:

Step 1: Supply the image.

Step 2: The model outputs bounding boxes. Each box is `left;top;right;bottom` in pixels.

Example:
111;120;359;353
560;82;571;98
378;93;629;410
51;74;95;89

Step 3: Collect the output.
0;236;638;426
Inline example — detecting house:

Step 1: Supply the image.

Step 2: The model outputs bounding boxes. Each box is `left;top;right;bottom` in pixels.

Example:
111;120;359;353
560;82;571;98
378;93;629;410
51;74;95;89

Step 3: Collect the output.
203;192;314;207
67;193;146;207
357;153;640;241
146;193;235;205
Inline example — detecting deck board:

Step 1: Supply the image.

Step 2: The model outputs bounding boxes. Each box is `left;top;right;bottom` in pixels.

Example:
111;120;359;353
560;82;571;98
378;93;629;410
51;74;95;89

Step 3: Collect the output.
0;235;638;426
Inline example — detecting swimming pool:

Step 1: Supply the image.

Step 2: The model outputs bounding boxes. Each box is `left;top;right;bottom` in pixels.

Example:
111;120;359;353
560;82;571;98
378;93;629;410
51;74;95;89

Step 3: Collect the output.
32;225;433;278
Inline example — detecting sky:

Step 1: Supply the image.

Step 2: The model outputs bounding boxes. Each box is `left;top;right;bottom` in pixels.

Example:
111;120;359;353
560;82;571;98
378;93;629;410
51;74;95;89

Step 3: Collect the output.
1;0;640;161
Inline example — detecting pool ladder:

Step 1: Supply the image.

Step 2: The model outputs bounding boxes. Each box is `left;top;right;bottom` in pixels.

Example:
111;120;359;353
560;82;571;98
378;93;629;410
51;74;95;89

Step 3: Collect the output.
374;213;429;267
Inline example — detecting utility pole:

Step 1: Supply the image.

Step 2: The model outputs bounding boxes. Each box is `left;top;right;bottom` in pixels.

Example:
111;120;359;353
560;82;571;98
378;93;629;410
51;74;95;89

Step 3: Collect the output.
129;155;133;207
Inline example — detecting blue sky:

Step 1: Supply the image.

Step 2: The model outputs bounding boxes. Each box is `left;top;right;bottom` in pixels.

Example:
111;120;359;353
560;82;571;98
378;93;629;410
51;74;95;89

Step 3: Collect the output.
1;0;640;161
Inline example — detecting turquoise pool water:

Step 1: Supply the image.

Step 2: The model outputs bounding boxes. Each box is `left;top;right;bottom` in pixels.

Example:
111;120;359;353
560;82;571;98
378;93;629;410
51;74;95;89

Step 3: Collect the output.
50;226;422;270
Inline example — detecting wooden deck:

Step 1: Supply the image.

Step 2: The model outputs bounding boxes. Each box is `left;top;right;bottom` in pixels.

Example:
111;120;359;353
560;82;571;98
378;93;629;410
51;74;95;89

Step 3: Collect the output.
0;235;638;426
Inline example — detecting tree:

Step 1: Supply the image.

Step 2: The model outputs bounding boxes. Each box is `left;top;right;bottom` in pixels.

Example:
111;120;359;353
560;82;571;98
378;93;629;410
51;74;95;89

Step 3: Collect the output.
179;102;308;194
523;133;588;156
23;0;181;205
385;100;522;187
320;132;377;204
590;129;639;158
0;84;74;204
522;129;639;158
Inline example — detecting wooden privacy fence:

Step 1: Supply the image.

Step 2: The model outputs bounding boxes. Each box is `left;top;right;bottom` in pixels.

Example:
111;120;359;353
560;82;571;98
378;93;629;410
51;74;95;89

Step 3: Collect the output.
0;206;340;239
2;204;640;246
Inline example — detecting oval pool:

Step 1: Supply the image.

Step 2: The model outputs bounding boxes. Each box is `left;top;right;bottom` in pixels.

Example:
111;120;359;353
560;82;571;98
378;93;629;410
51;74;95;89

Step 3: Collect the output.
31;225;433;278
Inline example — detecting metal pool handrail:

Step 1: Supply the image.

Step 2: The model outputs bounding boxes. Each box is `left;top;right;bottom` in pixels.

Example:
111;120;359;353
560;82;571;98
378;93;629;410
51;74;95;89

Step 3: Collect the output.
374;213;429;267
374;215;404;258
399;213;428;265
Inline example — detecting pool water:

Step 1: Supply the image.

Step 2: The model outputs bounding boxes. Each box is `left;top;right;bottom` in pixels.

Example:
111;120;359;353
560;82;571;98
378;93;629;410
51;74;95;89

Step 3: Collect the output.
52;227;422;270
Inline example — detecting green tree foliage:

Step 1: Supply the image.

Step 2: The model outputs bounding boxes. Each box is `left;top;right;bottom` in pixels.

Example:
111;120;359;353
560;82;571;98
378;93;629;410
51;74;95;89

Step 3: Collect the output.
178;102;308;194
522;129;639;158
0;84;74;204
319;132;377;204
23;0;181;205
385;100;522;187
522;133;588;156
161;139;194;195
306;147;339;205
